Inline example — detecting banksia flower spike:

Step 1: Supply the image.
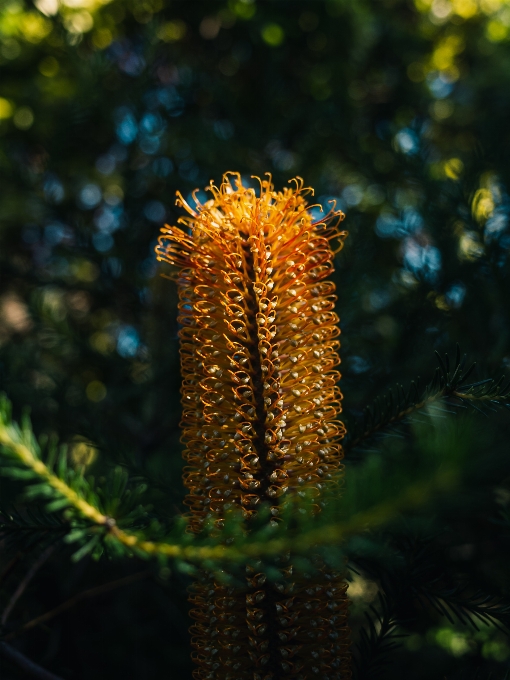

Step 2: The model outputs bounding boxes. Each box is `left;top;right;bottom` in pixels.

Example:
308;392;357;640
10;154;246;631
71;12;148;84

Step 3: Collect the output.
156;173;350;680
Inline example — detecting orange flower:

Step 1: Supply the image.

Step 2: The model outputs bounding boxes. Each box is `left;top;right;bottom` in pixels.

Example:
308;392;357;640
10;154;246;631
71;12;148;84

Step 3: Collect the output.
156;173;350;680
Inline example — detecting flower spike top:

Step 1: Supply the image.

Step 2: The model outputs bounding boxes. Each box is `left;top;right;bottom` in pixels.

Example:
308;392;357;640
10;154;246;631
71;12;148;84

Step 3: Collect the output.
156;172;347;532
156;173;350;680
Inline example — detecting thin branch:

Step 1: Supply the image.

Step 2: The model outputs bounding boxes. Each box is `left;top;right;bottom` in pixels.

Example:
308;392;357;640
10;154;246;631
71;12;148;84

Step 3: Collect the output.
4;569;151;642
0;423;110;527
2;544;56;625
0;552;22;588
0;641;63;680
0;383;491;565
353;593;400;680
344;348;510;454
345;393;439;453
0;457;462;567
106;464;459;563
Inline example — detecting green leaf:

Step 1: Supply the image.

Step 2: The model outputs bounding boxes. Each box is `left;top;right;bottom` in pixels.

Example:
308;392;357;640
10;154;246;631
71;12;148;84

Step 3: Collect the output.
71;534;102;562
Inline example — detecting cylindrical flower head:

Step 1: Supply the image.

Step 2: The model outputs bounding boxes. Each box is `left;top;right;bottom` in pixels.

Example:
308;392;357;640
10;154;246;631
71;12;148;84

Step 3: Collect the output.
156;173;350;680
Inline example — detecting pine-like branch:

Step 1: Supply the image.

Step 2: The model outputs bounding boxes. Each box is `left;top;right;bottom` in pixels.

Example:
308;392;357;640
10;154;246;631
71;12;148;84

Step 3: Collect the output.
0;396;111;525
415;582;510;633
0;392;493;568
345;346;510;454
349;529;510;678
352;592;403;680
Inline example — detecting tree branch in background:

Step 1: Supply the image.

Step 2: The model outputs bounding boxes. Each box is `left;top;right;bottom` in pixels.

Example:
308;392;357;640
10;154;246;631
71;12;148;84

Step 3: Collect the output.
1;544;56;626
0;641;64;680
0;552;22;588
345;347;510;454
0;390;482;565
3;568;151;642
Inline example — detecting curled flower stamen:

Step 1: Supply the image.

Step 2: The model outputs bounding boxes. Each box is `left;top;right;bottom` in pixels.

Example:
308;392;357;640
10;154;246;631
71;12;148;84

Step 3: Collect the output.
156;173;351;680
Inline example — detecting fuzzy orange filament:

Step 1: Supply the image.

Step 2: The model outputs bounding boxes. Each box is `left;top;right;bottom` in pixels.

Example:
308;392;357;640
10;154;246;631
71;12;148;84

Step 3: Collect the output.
156;173;350;680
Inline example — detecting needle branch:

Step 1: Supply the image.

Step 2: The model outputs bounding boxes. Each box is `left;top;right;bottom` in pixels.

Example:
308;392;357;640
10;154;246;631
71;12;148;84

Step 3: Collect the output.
0;390;473;567
345;346;510;453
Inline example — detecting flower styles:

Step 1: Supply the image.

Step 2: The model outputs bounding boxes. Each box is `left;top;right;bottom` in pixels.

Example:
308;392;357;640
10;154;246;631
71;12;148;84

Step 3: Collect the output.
156;173;350;680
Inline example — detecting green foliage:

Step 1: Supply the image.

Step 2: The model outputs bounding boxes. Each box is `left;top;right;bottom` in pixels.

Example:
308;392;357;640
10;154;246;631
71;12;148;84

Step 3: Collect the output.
0;375;500;570
345;346;510;453
352;592;402;680
1;0;510;678
1;327;509;679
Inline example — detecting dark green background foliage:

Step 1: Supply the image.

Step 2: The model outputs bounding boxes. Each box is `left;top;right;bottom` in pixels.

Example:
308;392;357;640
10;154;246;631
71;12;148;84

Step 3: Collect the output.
1;0;510;678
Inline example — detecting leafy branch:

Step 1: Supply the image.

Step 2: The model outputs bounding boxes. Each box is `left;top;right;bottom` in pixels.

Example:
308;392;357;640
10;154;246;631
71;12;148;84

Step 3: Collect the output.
0;398;111;526
345;346;510;454
349;529;510;676
0;392;480;568
415;582;510;633
352;593;402;680
0;506;68;562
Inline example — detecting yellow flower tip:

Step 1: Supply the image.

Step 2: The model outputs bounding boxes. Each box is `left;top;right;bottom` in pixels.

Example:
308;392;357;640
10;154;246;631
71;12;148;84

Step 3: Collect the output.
157;172;350;679
157;173;347;272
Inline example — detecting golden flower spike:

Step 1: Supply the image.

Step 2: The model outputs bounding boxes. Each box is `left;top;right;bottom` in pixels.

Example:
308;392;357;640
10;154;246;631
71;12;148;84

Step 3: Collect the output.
156;173;350;680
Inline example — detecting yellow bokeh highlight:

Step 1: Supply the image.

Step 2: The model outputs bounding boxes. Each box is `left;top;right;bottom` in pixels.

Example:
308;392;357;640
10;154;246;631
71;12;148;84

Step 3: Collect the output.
60;0;111;8
431;0;452;20
104;184;124;203
90;331;115;354
230;0;256;19
435;628;471;656
38;55;59;76
71;259;99;282
0;6;50;42
472;187;495;221
451;0;479;19
13;106;34;130
34;0;59;16
157;20;187;42
459;230;485;260
42;78;76;99
415;0;510;22
64;10;94;34
442;63;460;80
482;639;510;662
432;34;465;70
412;0;510;91
435;294;451;311
86;380;107;402
19;12;52;43
486;18;509;40
480;0;504;10
261;23;284;46
415;0;434;10
0;98;14;119
5;0;122;43
347;573;378;601
444;157;464;179
69;437;98;468
92;27;113;49
430;99;454;119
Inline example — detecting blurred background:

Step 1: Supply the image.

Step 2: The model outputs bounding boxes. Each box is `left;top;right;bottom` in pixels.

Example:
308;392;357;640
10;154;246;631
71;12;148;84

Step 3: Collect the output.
1;0;510;678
